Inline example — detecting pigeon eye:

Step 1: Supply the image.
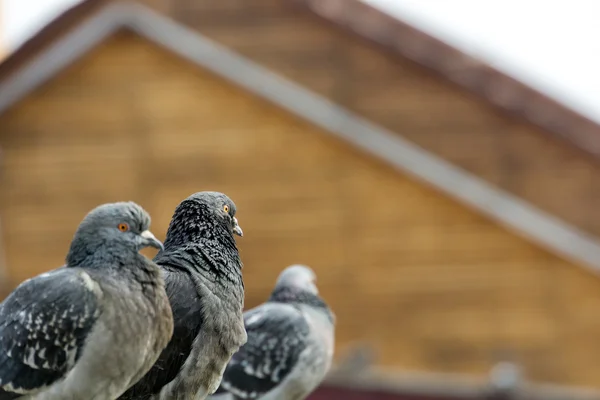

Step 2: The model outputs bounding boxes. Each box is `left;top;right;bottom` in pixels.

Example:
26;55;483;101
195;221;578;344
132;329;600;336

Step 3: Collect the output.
118;223;129;232
223;205;230;213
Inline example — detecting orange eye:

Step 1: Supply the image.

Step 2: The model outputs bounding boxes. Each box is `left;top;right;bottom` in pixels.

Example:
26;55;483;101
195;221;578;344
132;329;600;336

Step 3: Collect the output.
223;205;230;213
118;223;129;232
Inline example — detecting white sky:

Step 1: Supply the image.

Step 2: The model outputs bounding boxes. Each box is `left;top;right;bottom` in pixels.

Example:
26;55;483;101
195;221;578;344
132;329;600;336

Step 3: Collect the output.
2;0;600;125
363;0;600;124
1;0;81;49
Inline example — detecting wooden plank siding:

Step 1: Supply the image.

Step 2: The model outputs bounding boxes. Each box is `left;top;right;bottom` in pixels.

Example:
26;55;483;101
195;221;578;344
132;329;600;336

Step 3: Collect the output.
1;32;600;387
141;0;600;239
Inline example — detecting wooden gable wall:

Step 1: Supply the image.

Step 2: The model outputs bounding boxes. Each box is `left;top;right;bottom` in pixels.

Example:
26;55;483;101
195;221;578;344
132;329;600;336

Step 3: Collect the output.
1;32;600;387
145;0;600;239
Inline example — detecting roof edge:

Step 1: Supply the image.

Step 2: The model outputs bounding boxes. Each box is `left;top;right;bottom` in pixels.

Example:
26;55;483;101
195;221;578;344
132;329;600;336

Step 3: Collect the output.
287;0;600;160
2;2;600;279
0;1;126;113
0;0;111;79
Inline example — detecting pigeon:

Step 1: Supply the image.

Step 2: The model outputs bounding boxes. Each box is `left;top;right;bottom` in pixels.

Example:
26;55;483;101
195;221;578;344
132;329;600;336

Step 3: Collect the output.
210;264;336;400
483;362;524;400
0;202;174;400
119;191;247;400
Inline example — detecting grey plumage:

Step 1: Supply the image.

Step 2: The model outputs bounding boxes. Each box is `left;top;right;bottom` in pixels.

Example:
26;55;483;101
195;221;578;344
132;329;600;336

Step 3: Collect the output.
0;202;174;400
119;191;247;400
210;265;336;400
483;362;524;400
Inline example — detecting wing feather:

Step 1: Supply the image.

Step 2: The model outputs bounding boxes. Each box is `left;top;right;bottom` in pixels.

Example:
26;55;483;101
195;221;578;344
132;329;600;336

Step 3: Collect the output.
217;304;310;399
0;269;100;395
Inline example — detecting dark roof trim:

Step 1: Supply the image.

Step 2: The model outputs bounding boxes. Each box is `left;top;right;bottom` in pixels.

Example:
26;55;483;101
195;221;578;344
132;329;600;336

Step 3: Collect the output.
2;2;600;278
0;2;125;113
287;0;600;160
0;0;109;80
325;366;600;400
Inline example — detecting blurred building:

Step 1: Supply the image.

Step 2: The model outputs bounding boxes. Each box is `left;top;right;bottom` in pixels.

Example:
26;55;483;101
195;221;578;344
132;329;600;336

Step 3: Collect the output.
1;0;600;396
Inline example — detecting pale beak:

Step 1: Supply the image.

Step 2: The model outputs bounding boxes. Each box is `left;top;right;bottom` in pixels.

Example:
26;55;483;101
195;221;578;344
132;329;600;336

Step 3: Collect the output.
140;230;164;251
232;217;243;237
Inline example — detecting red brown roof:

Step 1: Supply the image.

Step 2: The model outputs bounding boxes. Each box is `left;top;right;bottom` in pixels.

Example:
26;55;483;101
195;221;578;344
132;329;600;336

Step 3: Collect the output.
286;0;600;160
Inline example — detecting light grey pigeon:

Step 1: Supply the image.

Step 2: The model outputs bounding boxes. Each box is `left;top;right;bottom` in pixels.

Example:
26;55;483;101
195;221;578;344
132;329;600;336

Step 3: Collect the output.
483;361;524;400
0;202;174;400
119;191;247;400
210;264;336;400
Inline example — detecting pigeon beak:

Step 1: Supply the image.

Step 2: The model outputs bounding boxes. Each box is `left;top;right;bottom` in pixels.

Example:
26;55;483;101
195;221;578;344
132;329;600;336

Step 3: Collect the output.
140;230;164;251
232;217;243;237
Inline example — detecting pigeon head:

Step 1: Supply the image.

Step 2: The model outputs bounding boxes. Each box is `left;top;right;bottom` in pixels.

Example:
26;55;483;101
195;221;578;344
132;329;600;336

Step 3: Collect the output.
269;265;332;320
67;202;163;266
275;265;318;295
163;191;243;250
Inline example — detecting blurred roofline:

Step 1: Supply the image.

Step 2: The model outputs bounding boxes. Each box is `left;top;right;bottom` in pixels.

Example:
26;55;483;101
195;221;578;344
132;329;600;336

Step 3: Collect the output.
3;0;600;159
286;0;600;161
0;0;109;80
2;1;600;282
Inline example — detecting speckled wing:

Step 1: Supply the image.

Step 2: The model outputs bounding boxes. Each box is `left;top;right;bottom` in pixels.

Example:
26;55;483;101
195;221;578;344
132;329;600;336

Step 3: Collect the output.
0;268;100;395
216;304;310;399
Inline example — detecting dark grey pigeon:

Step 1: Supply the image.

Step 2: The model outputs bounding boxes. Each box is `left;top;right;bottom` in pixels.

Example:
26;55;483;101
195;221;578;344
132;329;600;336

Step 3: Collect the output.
119;191;247;400
210;265;336;400
0;202;174;400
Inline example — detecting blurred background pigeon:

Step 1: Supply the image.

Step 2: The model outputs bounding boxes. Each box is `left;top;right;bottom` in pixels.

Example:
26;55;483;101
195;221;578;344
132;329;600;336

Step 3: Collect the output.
0;202;173;400
120;191;246;400
482;361;525;400
210;264;336;400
